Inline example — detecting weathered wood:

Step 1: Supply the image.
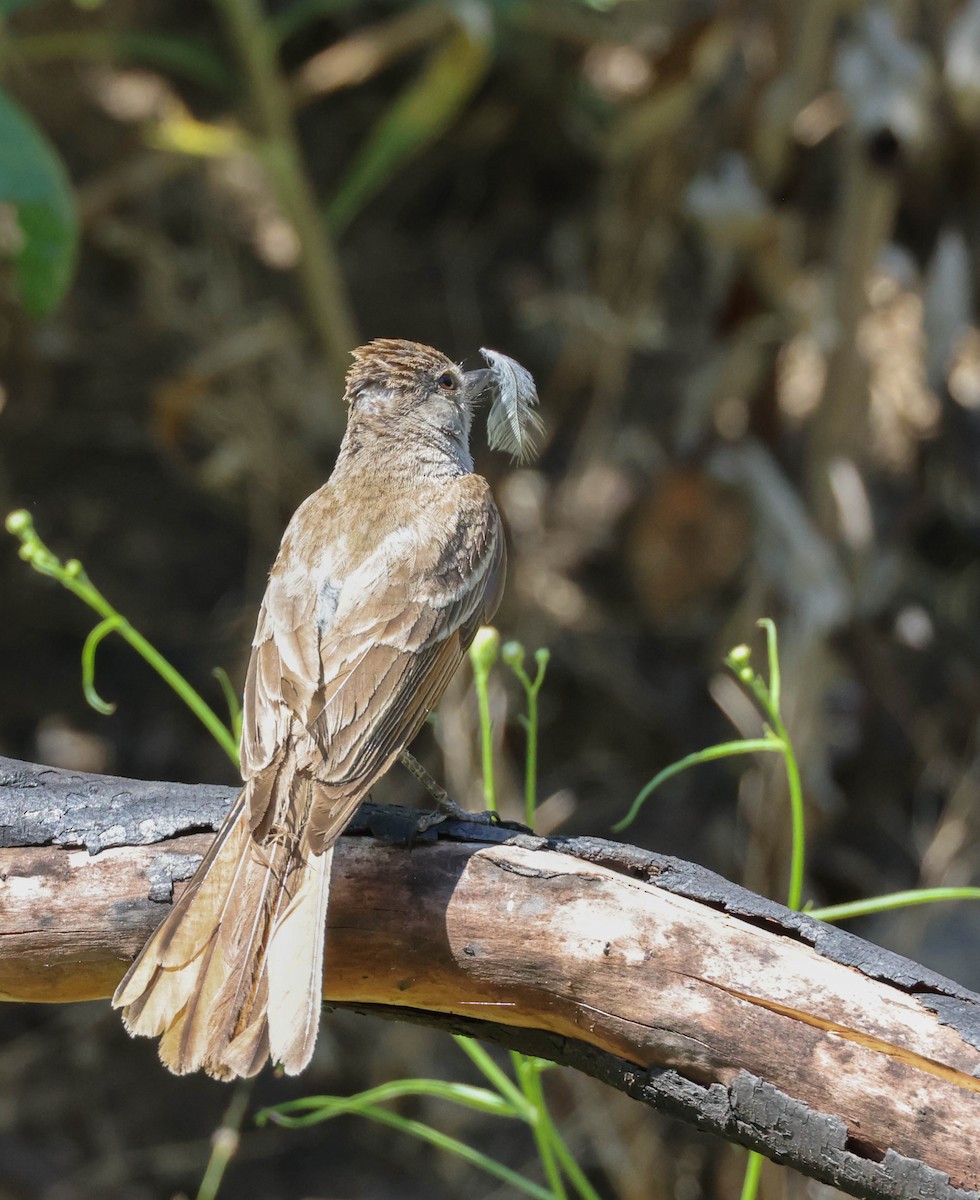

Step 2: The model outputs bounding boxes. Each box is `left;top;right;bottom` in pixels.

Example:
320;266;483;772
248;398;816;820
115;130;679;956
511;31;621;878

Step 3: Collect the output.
1;755;978;1200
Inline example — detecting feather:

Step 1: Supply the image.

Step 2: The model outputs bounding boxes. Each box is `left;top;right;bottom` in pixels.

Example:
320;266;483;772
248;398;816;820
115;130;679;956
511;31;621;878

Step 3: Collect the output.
113;773;324;1079
265;843;333;1074
480;348;544;463
113;790;252;1041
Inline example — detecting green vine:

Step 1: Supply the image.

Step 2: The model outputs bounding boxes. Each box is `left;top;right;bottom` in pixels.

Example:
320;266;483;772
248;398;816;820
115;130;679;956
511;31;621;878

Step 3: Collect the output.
4;509;239;766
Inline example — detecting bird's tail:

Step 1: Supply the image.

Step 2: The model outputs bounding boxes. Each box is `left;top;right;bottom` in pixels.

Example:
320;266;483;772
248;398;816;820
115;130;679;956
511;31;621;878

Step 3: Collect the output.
112;776;332;1080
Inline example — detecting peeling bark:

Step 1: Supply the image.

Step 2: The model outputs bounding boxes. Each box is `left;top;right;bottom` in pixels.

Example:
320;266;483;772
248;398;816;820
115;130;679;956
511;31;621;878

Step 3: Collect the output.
2;755;978;1200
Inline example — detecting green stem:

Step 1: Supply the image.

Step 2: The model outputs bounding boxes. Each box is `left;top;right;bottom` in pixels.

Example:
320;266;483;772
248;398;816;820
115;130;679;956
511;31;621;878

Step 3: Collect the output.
516;1062;566;1200
117;618;239;764
69;572;237;761
213;666;244;747
274;1102;554;1200
502;643;549;829
740;1151;764;1200
613;739;781;833
5;512;239;765
759;618;780;714
196;1082;253;1200
454;1037;529;1115
771;714;805;912
210;0;357;380
264;1077;516;1121
737;621;798;1200
81;616;124;713
547;1128;601;1200
524;683;538;827
469;633;499;812
476;675;496;811
810;887;980;923
514;1056;600;1200
522;652;548;828
63;576;237;761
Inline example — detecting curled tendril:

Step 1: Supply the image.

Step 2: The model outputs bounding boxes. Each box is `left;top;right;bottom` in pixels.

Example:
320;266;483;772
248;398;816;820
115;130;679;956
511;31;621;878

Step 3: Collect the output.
81;616;124;715
6;509;240;764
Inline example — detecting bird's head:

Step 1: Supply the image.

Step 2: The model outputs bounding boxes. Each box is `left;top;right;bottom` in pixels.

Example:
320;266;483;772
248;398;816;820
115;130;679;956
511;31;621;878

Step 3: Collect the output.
344;339;492;465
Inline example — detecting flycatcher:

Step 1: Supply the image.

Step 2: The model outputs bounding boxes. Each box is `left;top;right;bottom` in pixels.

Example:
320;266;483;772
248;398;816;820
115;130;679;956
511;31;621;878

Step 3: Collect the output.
113;339;505;1080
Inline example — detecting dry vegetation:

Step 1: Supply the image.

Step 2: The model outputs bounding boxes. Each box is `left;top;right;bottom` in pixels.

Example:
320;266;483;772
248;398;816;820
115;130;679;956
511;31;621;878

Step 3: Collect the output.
3;1;980;1197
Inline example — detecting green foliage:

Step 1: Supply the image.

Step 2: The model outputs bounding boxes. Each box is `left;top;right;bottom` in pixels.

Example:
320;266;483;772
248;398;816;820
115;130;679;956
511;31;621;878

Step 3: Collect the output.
259;1042;594;1200
4;509;240;765
1;4;231;319
615;618;806;908
614;617;980;1200
614;616;980;930
327;19;493;233
0;89;77;315
1;0;499;332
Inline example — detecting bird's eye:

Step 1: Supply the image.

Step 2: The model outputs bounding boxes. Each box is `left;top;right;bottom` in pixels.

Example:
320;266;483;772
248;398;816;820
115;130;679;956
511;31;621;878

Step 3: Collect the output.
437;371;458;391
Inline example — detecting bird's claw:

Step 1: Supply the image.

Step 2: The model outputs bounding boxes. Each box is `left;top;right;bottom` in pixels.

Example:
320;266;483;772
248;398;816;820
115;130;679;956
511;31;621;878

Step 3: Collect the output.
416;802;501;832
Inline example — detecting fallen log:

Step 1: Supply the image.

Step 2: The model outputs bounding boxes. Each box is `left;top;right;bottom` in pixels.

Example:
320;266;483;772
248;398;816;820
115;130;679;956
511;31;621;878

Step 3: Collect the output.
1;754;978;1199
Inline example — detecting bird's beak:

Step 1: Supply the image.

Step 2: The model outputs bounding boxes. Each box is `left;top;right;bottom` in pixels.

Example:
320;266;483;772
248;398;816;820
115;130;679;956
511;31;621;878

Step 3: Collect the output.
463;367;494;400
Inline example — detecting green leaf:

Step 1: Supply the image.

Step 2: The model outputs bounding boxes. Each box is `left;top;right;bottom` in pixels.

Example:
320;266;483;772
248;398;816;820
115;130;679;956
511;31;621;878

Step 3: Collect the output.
327;19;492;232
0;88;78;314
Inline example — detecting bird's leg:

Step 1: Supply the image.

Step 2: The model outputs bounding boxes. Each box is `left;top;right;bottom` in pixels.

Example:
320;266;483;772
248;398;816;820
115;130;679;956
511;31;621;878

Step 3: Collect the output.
398;750;499;828
398;749;451;806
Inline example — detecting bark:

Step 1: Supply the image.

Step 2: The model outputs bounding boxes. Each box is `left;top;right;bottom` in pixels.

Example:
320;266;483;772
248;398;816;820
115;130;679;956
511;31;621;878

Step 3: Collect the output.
1;755;978;1200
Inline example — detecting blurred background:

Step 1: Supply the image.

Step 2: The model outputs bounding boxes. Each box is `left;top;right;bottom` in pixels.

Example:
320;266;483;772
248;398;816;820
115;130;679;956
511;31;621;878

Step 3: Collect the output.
3;0;980;1195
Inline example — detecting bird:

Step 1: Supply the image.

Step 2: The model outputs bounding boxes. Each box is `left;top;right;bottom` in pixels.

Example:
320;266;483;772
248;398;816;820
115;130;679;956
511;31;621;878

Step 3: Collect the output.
113;339;506;1080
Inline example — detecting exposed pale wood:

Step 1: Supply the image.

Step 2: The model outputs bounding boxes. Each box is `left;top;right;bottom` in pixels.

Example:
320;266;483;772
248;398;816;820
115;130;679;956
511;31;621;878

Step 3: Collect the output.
2;756;979;1199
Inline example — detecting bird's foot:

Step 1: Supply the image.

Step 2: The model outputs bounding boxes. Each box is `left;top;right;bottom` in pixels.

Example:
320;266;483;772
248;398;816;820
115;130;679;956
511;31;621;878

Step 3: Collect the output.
398;750;501;831
415;798;501;832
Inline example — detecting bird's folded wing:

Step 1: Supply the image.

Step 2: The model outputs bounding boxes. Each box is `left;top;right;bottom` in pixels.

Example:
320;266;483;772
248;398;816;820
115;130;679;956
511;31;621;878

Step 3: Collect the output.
240;475;504;852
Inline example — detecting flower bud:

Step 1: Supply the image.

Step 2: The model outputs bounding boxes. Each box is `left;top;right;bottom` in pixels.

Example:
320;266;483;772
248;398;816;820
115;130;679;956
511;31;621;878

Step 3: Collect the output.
728;644;752;668
469;626;501;674
5;509;32;537
501;640;525;670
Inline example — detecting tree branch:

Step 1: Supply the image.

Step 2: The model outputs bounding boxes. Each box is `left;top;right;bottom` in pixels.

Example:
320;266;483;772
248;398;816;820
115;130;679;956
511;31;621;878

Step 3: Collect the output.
2;755;978;1199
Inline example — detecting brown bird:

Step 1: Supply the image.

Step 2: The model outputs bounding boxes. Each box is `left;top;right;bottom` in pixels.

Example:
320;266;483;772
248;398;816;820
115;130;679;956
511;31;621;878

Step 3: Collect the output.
113;339;505;1080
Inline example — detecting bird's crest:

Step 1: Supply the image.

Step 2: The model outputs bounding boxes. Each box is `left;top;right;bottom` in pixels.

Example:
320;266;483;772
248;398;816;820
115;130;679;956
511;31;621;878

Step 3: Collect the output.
346;339;457;403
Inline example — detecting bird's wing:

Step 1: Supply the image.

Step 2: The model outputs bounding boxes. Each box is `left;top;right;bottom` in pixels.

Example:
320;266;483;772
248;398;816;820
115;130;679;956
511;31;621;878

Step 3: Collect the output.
240;474;504;851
